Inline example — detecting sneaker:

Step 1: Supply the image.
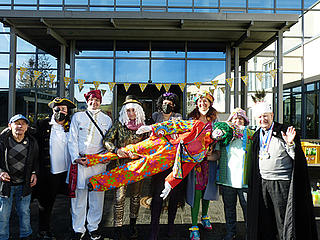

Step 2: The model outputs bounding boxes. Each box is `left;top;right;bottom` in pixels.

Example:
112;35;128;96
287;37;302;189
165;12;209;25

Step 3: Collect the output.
200;215;212;231
37;231;56;240
189;226;200;240
89;230;101;240
70;232;85;240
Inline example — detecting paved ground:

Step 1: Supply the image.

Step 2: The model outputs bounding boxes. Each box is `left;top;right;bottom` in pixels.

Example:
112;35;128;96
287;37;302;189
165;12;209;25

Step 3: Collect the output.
9;177;320;240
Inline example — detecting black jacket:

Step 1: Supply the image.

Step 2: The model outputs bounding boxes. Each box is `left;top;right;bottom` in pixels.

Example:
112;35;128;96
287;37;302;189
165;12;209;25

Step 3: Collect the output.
247;122;318;240
0;128;39;197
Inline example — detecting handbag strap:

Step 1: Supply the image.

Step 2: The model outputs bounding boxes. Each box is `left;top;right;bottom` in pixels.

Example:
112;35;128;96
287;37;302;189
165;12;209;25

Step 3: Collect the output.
85;111;104;138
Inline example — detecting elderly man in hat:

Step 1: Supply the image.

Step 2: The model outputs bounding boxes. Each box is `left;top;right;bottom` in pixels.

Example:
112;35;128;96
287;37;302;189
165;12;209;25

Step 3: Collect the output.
247;102;318;240
33;97;76;240
68;90;112;240
215;108;254;240
0;114;39;240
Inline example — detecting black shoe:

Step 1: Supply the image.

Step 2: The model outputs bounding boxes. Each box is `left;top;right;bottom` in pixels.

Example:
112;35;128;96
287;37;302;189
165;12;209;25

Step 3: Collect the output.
129;225;138;239
89;230;101;240
113;227;126;240
37;231;56;240
70;232;85;240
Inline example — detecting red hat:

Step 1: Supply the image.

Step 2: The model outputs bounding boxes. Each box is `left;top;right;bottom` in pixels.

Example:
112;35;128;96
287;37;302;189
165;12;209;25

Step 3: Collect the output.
84;90;102;102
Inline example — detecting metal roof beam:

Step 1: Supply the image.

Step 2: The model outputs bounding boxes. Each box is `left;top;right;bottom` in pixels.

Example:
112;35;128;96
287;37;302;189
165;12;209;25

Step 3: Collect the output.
232;21;253;47
110;18;117;28
41;18;68;46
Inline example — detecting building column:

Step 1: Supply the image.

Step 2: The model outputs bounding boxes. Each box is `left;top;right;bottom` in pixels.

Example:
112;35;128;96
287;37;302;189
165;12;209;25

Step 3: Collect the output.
69;40;76;101
234;47;239;108
276;30;284;123
8;27;17;120
241;61;248;110
57;44;66;97
225;43;231;113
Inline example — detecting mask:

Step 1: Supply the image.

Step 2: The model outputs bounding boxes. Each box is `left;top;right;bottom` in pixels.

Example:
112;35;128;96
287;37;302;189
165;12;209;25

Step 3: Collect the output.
199;109;209;116
162;103;173;114
53;107;67;122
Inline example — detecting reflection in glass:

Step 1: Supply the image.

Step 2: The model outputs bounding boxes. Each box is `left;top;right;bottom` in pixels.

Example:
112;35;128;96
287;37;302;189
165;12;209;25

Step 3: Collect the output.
152;51;184;58
116;59;149;82
17;54;35;67
306;92;318;139
0;0;10;3
40;0;63;4
14;0;37;4
187;60;225;83
65;0;88;5
248;0;273;9
221;0;246;7
168;8;193;12
90;0;113;5
117;0;139;5
0;34;9;52
194;0;218;7
76;59;113;82
168;0;192;7
17;38;36;52
307;83;315;91
187;52;225;58
116;51;149;57
0;70;8;88
277;0;301;9
0;54;9;68
142;0;166;6
152;60;184;83
77;51;113;57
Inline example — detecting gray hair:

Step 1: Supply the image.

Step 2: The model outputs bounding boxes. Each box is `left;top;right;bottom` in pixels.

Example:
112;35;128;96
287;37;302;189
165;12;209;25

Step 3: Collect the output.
119;103;145;126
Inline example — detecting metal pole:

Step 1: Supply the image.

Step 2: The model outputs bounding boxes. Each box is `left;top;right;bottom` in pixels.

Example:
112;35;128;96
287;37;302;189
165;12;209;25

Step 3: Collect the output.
241;61;248;110
277;31;284;123
70;40;76;101
8;27;17;121
58;44;66;97
234;47;239;108
225;43;231;113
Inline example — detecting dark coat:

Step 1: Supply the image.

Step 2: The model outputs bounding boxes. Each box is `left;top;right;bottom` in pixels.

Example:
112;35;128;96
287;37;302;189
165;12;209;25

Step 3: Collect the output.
247;121;318;240
0;128;39;197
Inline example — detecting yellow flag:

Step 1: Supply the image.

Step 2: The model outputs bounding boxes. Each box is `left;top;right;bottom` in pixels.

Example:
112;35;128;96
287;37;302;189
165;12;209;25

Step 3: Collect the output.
194;82;201;89
124;83;131;92
34;70;41;81
241;76;248;86
163;83;171;92
93;81;101;90
101;89;106;96
209;88;215;95
139;83;147;92
220;87;225;94
78;79;85;89
211;80;219;89
31;76;36;86
155;84;162;91
20;67;27;80
178;83;186;92
78;85;84;92
49;74;56;85
64;77;71;87
270;69;277;79
108;82;116;91
256;72;264;82
226;78;233;88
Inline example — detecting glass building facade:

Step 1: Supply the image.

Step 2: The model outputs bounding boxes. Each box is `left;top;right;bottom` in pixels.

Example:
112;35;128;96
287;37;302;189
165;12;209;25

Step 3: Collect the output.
0;0;319;140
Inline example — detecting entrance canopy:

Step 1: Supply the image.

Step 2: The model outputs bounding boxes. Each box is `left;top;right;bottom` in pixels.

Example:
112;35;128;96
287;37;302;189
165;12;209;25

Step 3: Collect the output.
1;11;298;64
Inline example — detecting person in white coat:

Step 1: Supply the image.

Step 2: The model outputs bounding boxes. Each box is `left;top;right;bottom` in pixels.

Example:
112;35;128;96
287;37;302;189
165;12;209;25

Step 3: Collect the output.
68;90;112;240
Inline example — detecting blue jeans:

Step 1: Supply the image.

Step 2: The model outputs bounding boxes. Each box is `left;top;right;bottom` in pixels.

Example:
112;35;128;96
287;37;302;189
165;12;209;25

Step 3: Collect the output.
0;185;32;240
221;185;247;240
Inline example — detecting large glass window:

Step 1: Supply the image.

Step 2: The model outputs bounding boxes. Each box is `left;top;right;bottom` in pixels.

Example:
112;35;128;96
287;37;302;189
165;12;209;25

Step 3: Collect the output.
116;59;149;82
168;0;192;7
151;60;185;83
76;59;113;82
187;60;225;83
0;53;9;68
277;0;301;9
248;0;274;9
221;0;246;8
0;70;9;87
194;0;218;8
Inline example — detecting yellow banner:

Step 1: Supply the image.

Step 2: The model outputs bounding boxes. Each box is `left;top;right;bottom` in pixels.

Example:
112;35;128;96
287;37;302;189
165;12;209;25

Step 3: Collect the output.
209;88;215;95
139;83;147;92
49;74;56;85
108;82;116;91
20;67;27;80
78;85;84;92
101;89;106;96
194;82;201;89
270;69;277;79
64;77;71;87
226;78;233;88
211;80;219;89
220;87;225;94
178;83;186;92
155;84;162;91
124;83;131;92
256;72;264;82
93;81;101;90
241;76;248;86
78;79;85;89
34;70;41;81
163;83;171;92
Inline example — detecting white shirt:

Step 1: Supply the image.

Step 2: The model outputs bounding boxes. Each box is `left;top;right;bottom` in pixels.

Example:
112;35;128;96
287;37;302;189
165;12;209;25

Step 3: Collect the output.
68;109;112;189
49;115;69;174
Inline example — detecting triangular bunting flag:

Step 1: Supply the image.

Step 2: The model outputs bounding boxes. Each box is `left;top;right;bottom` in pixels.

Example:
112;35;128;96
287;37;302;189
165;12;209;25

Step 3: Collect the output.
220;87;225;94
211;80;219;89
270;69;277;79
78;79;85;89
155;84;162;91
194;82;201;89
209;88;215;95
226;78;233;88
49;74;56;85
64;77;71;87
178;83;186;92
78;85;84;92
20;67;27;80
256;72;264;82
101;89;106;96
124;83;131;92
139;83;147;92
163;83;171;92
90;87;95;91
34;70;41;81
108;82;116;91
93;81;101;90
31;75;36;86
241;76;248;86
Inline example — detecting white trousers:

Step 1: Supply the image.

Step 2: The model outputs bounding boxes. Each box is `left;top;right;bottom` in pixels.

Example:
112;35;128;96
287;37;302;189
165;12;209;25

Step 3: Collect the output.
71;188;105;233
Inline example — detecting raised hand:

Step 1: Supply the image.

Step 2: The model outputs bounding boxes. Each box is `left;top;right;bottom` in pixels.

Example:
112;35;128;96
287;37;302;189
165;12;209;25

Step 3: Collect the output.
281;126;296;145
136;125;152;135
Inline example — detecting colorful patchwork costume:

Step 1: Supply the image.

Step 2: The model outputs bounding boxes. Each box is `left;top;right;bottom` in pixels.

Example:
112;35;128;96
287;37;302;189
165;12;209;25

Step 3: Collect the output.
86;120;239;191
